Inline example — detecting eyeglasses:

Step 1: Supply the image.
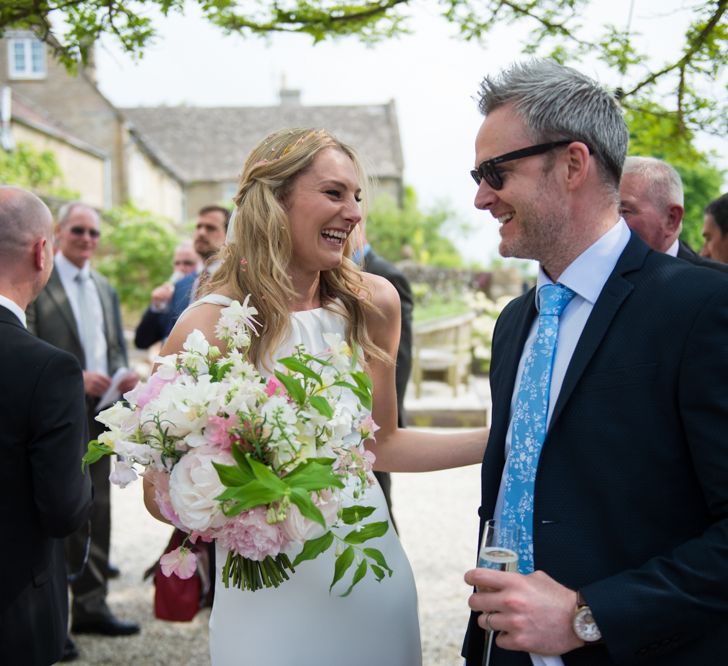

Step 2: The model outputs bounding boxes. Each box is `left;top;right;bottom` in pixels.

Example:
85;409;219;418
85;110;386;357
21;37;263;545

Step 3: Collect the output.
471;140;579;190
174;260;197;266
69;226;101;239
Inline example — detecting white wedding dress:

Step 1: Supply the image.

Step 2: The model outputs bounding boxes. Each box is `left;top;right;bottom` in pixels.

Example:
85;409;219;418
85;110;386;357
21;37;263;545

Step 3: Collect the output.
194;295;421;666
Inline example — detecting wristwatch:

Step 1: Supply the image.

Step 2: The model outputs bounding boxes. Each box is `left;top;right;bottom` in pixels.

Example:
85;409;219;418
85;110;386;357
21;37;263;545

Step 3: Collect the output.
572;591;602;643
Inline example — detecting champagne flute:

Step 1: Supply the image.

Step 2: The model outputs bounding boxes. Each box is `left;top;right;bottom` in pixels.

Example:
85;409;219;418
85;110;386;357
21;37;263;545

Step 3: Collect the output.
477;519;521;666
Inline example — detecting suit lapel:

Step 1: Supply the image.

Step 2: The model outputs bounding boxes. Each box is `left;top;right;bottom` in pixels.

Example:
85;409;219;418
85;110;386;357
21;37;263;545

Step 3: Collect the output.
549;234;648;428
45;269;83;347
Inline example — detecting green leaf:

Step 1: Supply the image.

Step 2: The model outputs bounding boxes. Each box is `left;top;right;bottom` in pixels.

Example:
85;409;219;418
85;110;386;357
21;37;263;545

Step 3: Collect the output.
343;521;389;545
231;443;254;474
341;559;368;597
284;458;343;491
330;546;355;592
370;564;385;581
309;395;333;418
363;547;393;575
350;370;373;391
340;505;377;524
278;356;322;384
212;461;253;487
289;487;326;528
247;456;288;493
274;370;306;405
210;360;233;382
81;440;113;470
217;480;285;511
291;531;334;567
350;387;372;411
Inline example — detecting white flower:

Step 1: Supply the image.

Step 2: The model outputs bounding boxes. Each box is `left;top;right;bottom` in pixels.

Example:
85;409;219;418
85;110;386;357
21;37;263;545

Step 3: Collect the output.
216;296;261;344
323;332;351;370
169;446;232;532
282;489;342;543
112;438;154;465
183;329;210;355
109;460;138;488
153;353;179;380
95;402;137;433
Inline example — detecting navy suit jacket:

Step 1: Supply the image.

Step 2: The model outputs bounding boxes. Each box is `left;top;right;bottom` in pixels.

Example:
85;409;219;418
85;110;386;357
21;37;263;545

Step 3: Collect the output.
0;306;92;665
463;233;728;665
134;272;196;349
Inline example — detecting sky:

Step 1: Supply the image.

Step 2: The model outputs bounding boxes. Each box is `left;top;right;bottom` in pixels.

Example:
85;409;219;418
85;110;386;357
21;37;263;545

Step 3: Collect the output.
93;1;719;266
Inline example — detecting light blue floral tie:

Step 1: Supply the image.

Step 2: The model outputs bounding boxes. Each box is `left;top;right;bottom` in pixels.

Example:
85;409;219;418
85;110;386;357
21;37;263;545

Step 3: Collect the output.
499;283;575;573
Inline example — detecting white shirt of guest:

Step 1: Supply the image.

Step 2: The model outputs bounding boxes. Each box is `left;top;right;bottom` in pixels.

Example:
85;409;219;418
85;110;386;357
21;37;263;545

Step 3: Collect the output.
665;238;679;257
494;218;631;666
0;294;26;328
55;252;108;375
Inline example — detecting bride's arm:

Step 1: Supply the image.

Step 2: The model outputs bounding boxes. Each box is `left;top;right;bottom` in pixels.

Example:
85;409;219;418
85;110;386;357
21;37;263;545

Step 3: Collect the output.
362;274;489;473
142;303;229;523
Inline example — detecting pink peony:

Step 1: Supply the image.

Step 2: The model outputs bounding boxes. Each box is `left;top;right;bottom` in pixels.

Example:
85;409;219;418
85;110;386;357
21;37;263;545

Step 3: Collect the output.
205;414;239;450
159;546;197;579
217;507;288;561
282;489;341;543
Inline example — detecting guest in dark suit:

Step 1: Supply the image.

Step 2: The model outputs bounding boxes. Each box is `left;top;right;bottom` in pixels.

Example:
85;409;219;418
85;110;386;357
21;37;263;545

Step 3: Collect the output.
462;60;728;665
26;202;140;639
700;192;728;264
134;205;229;349
0;187;92;665
361;229;414;527
620;156;728;272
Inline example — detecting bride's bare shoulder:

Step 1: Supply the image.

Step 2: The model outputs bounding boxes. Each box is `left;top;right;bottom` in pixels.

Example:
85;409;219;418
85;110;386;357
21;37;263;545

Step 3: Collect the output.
160;302;227;356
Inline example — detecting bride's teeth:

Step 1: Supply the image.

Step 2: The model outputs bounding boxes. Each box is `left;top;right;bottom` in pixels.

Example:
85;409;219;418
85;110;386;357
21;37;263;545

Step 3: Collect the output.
321;229;347;242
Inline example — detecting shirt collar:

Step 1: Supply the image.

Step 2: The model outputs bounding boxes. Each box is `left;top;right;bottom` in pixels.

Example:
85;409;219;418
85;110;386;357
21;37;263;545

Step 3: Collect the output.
536;218;631;308
0;294;27;327
665;238;680;257
55;252;91;281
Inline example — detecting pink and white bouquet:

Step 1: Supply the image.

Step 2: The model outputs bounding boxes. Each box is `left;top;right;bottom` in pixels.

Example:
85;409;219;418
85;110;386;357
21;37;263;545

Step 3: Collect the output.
83;297;392;595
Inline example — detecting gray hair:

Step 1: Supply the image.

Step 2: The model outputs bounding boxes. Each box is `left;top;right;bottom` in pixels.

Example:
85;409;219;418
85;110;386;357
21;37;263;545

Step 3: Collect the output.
623;156;684;208
477;59;628;190
57;201;99;226
0;186;52;261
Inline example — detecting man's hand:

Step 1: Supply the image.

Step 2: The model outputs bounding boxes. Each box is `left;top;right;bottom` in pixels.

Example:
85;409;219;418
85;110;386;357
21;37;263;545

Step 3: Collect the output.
464;568;584;656
83;371;111;397
150;283;174;310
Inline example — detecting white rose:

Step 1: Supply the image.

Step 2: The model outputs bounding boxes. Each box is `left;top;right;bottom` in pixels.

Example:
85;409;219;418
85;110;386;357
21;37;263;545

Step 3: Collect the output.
169;446;232;532
281;489;342;543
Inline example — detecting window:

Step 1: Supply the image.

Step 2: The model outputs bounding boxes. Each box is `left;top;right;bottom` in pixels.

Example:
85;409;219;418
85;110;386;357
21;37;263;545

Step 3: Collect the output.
7;36;46;79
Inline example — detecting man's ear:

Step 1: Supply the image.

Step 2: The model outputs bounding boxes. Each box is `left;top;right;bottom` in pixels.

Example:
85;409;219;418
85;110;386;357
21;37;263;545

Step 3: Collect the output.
564;142;592;191
33;237;47;271
665;204;684;235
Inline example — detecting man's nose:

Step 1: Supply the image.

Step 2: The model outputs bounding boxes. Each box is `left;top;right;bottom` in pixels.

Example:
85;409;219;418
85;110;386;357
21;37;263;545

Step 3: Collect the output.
474;180;498;211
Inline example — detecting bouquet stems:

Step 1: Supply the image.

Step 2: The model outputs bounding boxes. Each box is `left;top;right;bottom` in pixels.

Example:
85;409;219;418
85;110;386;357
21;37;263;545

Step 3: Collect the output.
222;551;296;591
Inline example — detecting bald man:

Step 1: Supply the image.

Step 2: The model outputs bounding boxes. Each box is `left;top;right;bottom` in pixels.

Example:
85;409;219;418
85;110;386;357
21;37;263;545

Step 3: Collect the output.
620;156;728;272
0;187;92;665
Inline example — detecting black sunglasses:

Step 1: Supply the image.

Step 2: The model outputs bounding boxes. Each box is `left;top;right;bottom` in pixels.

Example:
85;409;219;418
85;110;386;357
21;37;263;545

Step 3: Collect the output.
69;226;101;239
471;140;582;190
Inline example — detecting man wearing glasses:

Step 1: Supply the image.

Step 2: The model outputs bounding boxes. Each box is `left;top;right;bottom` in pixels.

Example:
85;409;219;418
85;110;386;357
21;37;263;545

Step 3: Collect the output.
462;60;728;665
27;202;140;654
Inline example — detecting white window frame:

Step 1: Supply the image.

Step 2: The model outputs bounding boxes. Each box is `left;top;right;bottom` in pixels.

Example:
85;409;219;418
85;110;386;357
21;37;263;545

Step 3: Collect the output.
7;36;47;80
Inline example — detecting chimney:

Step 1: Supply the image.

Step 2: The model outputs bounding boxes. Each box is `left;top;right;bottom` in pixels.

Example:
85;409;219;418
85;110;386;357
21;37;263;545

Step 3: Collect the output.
279;88;302;107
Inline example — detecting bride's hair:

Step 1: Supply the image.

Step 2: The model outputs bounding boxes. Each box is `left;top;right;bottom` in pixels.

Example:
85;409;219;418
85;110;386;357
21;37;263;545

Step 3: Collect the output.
203;127;389;369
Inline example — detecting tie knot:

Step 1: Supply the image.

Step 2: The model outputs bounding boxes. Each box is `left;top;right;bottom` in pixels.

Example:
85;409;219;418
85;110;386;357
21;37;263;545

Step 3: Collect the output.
538;283;575;317
75;272;87;284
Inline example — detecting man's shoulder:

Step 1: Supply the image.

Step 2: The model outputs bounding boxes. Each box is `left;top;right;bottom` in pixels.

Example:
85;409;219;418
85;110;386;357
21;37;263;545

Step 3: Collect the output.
90;268;117;294
1;316;80;369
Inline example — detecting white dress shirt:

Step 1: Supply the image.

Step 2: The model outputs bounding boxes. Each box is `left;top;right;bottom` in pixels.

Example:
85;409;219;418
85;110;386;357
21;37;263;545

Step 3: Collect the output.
665;238;679;257
55;252;108;375
0;294;26;328
494;219;631;666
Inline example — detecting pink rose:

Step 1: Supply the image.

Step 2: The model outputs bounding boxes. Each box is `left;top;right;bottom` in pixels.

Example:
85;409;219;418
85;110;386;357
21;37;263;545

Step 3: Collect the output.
217;507;288;561
159;546;197;579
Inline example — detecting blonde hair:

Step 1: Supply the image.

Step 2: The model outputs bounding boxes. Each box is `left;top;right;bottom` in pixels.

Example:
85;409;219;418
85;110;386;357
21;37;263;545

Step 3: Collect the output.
204;127;387;369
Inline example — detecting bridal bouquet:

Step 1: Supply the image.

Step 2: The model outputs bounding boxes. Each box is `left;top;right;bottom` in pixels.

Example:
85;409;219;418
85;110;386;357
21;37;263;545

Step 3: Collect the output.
83;297;392;595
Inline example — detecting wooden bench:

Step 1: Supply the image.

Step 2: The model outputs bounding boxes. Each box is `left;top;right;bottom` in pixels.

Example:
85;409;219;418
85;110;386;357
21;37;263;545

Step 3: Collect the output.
412;312;475;398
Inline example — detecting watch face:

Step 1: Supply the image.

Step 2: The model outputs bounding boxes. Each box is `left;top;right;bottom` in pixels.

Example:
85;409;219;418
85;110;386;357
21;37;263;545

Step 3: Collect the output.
573;607;602;642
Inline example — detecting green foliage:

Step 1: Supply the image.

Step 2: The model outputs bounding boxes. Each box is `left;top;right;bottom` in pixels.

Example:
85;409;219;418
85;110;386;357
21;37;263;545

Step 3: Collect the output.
625;106;725;252
3;1;724;136
0;142;79;198
366;186;467;267
94;204;178;314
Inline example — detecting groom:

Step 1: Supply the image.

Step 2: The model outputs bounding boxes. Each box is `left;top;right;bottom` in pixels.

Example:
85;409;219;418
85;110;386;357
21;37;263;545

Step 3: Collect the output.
463;60;728;665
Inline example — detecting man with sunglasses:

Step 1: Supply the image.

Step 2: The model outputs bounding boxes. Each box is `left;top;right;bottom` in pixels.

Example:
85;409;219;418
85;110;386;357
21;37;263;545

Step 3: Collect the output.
27;202;140;650
462;60;728;665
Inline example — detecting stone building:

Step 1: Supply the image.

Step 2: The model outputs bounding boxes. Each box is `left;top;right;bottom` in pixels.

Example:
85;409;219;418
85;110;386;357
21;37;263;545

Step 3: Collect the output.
1;30;404;222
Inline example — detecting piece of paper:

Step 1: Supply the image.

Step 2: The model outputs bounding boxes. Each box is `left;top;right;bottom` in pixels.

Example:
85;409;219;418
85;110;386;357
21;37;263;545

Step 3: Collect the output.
96;367;132;411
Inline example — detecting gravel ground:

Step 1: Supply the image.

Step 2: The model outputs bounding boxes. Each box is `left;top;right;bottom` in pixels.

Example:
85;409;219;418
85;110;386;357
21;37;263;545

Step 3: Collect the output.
69;455;481;665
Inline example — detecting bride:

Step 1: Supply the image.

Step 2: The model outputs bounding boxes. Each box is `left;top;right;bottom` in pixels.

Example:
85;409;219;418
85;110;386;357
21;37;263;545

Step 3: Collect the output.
144;127;487;665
